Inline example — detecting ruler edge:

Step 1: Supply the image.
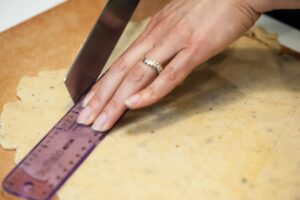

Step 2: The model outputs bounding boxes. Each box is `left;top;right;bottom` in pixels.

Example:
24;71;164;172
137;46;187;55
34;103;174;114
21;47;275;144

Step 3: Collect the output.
2;101;109;200
2;0;140;198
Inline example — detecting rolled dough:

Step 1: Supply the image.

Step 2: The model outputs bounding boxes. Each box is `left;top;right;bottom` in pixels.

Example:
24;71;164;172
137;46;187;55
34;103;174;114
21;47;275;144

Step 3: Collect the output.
1;20;300;200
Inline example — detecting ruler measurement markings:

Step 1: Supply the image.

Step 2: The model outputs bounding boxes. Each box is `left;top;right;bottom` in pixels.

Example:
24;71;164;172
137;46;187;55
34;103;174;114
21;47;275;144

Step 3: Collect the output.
2;0;140;199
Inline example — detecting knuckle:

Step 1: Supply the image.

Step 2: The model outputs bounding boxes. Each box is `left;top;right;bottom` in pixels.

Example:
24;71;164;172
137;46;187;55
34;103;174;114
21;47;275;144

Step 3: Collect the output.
111;55;128;73
181;47;199;68
157;10;170;22
231;1;258;30
144;20;155;33
146;14;161;30
188;32;199;45
182;12;198;29
127;64;145;83
175;20;195;41
92;92;102;103
152;11;163;22
163;66;177;82
145;86;158;100
107;98;119;109
172;24;183;35
172;21;191;39
182;11;194;21
144;34;156;48
158;38;172;49
187;32;205;49
187;46;200;56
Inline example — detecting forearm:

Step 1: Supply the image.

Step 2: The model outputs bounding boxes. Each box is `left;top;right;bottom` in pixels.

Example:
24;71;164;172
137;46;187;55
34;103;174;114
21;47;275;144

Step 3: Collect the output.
246;0;300;13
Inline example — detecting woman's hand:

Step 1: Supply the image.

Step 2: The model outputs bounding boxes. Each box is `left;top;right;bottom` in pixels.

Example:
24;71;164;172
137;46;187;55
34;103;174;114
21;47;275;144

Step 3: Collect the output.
77;0;262;132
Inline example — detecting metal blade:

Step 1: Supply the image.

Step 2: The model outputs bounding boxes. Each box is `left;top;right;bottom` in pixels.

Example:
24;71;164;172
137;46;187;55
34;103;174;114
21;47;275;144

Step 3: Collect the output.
65;0;139;102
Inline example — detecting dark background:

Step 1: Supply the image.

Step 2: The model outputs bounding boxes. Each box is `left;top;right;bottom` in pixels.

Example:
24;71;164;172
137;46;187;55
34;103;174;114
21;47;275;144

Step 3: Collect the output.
267;10;300;29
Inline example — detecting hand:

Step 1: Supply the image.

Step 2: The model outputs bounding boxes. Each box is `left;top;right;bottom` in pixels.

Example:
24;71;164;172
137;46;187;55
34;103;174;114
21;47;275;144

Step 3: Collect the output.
77;0;261;131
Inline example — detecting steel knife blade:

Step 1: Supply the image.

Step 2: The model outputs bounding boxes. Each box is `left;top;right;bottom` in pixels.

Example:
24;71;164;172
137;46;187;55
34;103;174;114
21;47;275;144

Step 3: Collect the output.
65;0;139;103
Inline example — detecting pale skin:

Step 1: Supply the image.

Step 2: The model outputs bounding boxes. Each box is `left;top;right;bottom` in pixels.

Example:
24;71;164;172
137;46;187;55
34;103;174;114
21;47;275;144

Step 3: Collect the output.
77;0;300;131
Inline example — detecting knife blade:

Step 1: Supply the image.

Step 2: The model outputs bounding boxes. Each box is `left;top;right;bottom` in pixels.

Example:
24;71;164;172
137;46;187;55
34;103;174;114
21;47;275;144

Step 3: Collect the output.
65;0;139;103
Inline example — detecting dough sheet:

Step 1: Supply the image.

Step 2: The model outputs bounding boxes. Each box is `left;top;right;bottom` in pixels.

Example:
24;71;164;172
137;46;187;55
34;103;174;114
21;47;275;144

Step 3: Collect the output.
1;20;299;200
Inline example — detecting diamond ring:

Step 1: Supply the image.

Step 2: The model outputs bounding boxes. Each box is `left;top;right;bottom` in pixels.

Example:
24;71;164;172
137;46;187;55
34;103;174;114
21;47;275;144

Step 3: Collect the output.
143;58;163;74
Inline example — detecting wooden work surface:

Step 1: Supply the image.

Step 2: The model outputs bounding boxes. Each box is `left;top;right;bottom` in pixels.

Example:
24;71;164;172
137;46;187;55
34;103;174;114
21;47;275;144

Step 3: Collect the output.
0;0;169;199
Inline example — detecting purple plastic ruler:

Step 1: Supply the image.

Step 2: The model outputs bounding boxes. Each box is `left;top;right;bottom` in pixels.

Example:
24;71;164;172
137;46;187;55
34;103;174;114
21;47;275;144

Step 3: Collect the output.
2;0;139;199
3;100;108;200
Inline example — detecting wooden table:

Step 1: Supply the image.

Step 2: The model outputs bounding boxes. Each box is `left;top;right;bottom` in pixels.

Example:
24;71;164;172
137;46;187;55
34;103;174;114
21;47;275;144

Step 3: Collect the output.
0;0;169;199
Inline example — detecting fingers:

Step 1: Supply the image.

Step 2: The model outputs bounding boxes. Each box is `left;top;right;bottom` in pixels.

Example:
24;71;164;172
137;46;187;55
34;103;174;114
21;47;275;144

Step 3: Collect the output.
77;42;150;125
125;48;196;109
91;62;156;131
77;17;169;125
90;36;187;131
77;15;182;126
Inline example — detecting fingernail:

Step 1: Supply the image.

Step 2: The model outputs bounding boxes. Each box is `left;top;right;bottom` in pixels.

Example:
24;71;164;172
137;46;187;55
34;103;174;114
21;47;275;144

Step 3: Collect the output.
125;94;140;107
77;107;93;125
92;113;108;132
82;91;95;107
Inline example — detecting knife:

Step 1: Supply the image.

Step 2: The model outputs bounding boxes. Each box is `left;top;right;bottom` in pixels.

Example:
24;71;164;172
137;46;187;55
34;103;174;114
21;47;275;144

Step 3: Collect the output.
2;1;140;200
65;0;140;102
